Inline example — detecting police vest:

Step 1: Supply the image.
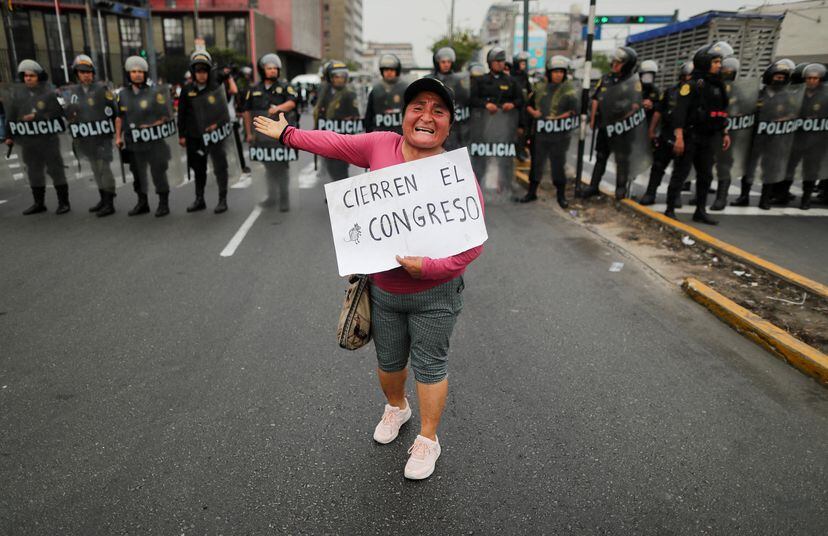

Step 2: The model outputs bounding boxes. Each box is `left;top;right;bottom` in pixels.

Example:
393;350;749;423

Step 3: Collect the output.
63;83;115;139
118;85;176;145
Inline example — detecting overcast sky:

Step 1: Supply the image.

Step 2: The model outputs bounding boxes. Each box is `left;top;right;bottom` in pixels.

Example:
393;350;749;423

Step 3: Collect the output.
363;0;792;66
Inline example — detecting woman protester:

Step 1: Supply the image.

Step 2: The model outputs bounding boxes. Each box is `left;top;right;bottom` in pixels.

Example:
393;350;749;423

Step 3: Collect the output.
254;78;483;480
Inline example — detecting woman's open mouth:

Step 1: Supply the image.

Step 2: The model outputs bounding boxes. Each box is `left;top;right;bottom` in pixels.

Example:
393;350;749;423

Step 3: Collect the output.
414;126;435;134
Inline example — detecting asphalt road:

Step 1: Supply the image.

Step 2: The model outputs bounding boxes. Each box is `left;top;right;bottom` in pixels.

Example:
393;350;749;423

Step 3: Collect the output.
1;154;828;535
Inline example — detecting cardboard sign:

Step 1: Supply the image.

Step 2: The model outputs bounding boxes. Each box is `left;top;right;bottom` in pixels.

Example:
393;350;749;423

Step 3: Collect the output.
324;148;487;276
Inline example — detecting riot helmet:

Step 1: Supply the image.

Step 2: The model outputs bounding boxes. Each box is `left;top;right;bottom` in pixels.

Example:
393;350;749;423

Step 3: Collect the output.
639;59;658;85
762;58;794;86
720;57;740;81
329;61;349;86
487;47;507;65
257;53;282;80
321;61;334;83
17;59;47;82
546;55;571;73
71;54;95;73
513;50;530;71
679;61;694;80
190;50;214;72
468;62;486;78
802;63;827;82
693;41;733;74
378;53;401;77
124;56;149;73
433;47;456;72
610;46;638;78
791;62;809;84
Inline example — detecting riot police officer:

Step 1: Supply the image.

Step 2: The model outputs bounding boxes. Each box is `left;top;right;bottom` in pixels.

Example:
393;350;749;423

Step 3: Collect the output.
583;46;641;200
785;63;827;210
62;55;118;216
512;50;532;162
178;50;231;214
469;47;523;184
315;61;360;181
428;47;470;150
518;55;578;208
243;53;298;210
115;56;175;217
664;42;733;224
3;59;69;215
639;60;661;125
364;54;406;134
639;62;693;206
736;59;800;209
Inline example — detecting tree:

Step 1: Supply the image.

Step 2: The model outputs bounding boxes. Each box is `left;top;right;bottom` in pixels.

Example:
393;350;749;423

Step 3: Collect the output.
591;52;610;76
429;30;482;71
207;47;251;70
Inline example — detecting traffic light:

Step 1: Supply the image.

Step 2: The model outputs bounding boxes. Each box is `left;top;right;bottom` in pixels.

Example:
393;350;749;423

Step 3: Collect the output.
139;49;147;58
594;15;677;25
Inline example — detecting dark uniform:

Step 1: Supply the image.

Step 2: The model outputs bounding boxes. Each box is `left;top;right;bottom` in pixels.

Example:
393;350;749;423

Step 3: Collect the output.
511;55;532;161
469;68;523;182
363;79;406;134
524;73;578;207
318;83;360;181
3;77;69;214
640;82;681;204
243;77;299;209
784;69;828;209
665;74;729;223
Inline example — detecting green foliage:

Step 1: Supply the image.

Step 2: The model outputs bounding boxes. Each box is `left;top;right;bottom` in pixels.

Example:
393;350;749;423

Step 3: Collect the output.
591;53;610;75
207;47;250;69
430;30;482;71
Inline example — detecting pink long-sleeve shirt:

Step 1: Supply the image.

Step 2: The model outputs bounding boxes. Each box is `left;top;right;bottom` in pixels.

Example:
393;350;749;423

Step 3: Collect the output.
281;126;484;294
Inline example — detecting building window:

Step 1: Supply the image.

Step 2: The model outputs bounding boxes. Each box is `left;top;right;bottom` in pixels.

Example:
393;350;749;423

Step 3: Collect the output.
196;17;215;47
6;11;35;65
44;13;73;84
163;18;184;55
225;17;247;56
119;17;143;57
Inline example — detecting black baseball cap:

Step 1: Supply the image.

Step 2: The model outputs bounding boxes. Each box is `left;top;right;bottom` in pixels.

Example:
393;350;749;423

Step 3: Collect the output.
403;77;455;122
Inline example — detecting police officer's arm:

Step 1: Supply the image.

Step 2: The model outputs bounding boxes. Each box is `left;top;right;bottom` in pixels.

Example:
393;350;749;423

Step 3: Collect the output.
671;82;695;155
363;88;376;133
242;89;254;143
506;77;524;109
526;86;541;119
269;85;297;116
177;88;190;146
225;75;238;96
471;77;497;112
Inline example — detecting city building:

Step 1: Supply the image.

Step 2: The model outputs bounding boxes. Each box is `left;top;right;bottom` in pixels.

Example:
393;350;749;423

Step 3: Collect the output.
743;0;828;64
321;0;362;66
627;11;784;89
0;1;321;86
360;41;415;73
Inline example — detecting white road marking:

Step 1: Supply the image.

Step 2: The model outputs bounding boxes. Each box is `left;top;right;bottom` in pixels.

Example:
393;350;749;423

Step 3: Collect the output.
220;205;263;257
298;162;319;189
647;204;828;216
8;162;20;169
231;173;252;189
0;200;7;206
13;173;24;181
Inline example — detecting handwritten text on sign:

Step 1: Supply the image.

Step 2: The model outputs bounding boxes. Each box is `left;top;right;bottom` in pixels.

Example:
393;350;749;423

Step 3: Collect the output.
324;148;487;276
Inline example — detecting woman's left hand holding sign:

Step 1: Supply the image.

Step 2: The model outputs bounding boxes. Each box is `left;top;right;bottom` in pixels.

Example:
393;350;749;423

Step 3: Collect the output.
396;255;424;279
254;113;289;141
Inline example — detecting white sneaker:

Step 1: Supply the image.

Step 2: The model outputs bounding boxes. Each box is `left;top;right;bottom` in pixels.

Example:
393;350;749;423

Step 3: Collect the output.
373;400;412;444
404;435;441;480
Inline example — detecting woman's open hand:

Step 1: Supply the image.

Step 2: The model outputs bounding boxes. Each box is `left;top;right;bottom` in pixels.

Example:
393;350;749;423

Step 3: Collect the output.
253;113;289;141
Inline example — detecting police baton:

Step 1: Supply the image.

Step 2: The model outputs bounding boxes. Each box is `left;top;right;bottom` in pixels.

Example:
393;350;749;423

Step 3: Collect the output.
589;125;597;162
118;146;127;184
5;141;13;159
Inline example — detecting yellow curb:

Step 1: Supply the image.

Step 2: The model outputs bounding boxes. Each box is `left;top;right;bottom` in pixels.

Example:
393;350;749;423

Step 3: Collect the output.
622;198;828;299
682;278;828;385
515;170;529;185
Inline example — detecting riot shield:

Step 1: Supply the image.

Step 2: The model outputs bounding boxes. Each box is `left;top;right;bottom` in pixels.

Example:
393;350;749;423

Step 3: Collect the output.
367;80;405;133
788;83;828;183
59;82;120;186
1;82;73;188
191;85;241;184
468;107;518;195
531;79;581;187
598;75;652;179
715;78;759;181
117;84;184;190
437;72;471;150
747;85;804;185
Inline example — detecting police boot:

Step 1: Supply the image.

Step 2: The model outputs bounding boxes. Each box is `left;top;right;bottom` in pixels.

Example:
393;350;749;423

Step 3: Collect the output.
278;176;290;212
692;209;718;225
96;191;116;218
22;187;47;215
187;195;206;213
710;180;730;211
155;192;170;217
89;190;106;213
731;181;752;207
214;193;228;214
128;193;150;216
516;182;539;203
614;181;628;201
758;184;772;210
771;180;794;206
556;188;569;209
55;184;71;215
800;182;815;210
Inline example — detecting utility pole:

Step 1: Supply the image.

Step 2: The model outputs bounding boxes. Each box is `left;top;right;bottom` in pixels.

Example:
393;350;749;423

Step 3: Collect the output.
575;0;597;197
523;0;529;52
84;0;98;65
53;0;70;83
449;0;455;41
144;0;157;81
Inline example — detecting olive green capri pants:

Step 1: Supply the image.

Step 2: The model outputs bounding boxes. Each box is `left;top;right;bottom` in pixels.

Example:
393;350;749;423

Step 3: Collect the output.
370;277;465;384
